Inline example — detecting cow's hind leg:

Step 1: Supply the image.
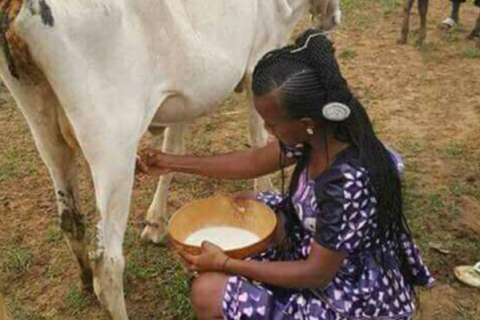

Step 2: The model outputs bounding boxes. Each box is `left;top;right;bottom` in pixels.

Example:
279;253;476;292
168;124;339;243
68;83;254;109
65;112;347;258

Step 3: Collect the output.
398;0;416;44
142;123;187;244
417;0;429;46
0;80;93;291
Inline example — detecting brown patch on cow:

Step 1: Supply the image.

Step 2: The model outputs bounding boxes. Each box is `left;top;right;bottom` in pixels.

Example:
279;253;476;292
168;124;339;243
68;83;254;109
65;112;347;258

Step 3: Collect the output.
0;0;46;83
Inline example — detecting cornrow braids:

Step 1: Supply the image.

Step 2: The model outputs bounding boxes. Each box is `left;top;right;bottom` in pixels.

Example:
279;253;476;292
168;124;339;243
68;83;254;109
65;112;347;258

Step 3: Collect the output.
252;29;415;284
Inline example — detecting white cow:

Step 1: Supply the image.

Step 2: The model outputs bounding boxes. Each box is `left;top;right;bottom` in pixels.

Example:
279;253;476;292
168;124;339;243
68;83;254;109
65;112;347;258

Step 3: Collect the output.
0;0;340;319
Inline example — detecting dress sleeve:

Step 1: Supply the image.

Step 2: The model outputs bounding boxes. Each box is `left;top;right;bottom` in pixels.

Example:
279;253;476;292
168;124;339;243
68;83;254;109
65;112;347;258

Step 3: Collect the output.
314;165;375;255
385;145;405;175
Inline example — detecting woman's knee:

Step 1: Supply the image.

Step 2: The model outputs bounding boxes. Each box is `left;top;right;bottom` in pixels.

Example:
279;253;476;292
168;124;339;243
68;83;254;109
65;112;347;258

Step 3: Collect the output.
191;273;227;319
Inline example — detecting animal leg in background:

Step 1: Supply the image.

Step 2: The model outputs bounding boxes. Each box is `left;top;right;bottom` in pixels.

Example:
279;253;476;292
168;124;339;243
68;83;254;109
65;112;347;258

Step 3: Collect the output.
417;0;429;46
399;0;416;45
398;0;429;45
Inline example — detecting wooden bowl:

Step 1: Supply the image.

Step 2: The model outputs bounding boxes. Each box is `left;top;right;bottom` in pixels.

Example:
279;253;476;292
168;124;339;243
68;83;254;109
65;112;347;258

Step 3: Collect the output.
168;195;277;259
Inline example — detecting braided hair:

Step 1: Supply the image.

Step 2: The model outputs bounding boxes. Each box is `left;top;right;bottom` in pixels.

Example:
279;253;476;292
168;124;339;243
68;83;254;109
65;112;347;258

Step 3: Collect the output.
252;29;414;283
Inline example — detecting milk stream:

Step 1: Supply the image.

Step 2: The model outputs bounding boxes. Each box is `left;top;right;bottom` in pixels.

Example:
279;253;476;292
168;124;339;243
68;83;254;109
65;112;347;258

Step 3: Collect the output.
185;226;260;250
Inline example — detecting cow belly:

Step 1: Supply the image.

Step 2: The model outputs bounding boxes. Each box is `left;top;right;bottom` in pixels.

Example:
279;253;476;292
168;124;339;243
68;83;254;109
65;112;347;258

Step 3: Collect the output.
151;94;214;125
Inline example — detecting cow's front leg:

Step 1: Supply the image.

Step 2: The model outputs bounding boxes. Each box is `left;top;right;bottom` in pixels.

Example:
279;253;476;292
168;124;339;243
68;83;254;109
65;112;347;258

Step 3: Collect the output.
88;148;137;320
142;123;187;244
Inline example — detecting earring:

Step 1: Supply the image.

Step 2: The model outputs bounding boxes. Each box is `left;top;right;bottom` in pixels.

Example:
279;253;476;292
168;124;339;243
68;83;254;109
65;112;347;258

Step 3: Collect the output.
306;128;314;136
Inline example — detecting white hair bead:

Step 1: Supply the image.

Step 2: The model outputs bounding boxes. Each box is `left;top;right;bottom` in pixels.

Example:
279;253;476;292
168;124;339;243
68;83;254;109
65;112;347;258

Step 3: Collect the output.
322;102;351;121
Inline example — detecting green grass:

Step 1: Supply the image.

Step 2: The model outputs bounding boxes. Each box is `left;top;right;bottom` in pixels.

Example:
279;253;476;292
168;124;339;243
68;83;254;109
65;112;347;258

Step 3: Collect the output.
1;246;34;275
46;226;63;244
122;225;195;319
438;142;466;159
157;255;194;320
339;48;357;60
340;0;401;29
0;149;36;183
441;29;462;43
462;47;480;59
339;0;374;30
340;0;370;12
43;257;66;281
379;0;401;14
399;138;429;157
8;301;45;320
426;193;446;213
353;11;373;29
126;247;161;281
63;284;93;316
0;150;24;182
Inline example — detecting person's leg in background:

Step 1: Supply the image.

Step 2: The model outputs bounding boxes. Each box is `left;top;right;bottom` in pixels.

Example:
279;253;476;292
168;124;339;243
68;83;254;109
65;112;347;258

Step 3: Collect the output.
441;0;466;28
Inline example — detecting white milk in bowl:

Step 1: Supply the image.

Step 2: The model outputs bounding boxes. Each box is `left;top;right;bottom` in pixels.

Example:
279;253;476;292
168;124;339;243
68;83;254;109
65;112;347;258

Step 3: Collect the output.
185;226;260;250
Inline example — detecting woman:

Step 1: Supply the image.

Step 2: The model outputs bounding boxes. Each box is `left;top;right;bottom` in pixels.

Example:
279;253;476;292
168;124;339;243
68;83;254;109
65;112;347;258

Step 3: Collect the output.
139;29;435;320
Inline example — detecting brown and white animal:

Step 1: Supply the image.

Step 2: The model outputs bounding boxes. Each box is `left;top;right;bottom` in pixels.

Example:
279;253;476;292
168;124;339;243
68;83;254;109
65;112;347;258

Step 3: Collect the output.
0;0;340;319
398;0;429;45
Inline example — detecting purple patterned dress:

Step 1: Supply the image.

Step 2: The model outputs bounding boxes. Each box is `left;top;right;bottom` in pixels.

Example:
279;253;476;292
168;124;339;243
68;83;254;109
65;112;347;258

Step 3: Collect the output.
222;145;435;320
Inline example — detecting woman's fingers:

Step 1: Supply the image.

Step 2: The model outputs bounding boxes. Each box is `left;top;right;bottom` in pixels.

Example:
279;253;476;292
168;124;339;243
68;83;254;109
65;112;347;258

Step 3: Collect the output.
179;250;199;265
178;251;201;272
201;240;223;252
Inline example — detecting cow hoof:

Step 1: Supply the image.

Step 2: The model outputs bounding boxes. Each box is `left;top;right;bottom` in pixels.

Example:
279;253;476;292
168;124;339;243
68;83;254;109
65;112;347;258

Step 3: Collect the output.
141;225;167;244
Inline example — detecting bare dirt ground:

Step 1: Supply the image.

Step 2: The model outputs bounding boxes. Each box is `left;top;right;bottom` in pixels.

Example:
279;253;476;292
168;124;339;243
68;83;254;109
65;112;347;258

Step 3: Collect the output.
1;1;479;319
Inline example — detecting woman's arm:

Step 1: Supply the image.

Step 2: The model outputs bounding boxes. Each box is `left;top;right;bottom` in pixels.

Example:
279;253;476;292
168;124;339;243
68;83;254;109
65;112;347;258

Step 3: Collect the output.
183;241;346;290
140;140;296;180
226;242;345;289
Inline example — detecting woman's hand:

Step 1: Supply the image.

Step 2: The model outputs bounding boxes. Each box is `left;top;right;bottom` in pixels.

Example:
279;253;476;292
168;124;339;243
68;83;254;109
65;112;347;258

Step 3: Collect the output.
180;241;230;273
136;149;172;176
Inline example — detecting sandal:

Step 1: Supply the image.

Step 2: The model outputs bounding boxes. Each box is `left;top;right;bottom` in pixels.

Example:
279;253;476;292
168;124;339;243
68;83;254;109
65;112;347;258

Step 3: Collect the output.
440;17;457;29
454;262;480;288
